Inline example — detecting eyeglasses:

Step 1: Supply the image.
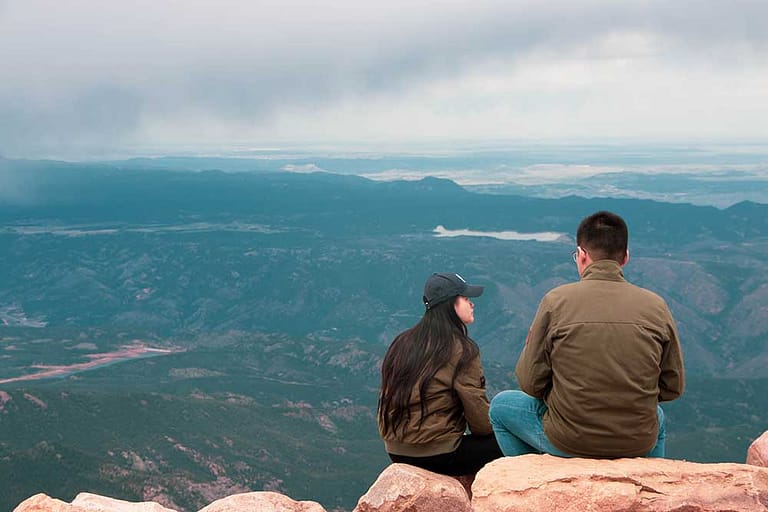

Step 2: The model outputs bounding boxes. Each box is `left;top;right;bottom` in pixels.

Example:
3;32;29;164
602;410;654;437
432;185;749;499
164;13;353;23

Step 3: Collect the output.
571;246;583;262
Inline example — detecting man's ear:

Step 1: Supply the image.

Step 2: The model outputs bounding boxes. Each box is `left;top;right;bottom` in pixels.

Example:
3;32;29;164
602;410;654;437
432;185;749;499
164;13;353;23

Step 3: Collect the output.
621;249;630;267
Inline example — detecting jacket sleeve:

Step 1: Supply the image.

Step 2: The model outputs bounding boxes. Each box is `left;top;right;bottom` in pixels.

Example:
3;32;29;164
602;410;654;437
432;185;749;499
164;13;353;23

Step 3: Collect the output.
515;296;553;399
454;354;493;435
658;312;685;402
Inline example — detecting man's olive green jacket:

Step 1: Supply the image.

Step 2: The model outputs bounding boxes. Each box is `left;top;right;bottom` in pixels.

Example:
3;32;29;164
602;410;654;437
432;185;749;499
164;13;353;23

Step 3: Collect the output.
517;259;685;458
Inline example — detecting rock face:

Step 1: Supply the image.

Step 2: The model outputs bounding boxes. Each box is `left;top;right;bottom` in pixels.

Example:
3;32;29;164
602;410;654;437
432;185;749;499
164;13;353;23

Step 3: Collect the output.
354;463;470;512
472;454;768;512
197;492;326;512
748;430;768;467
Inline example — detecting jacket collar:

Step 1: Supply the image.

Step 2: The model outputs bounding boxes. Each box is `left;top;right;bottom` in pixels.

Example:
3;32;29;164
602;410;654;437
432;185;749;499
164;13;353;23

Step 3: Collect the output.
581;259;626;282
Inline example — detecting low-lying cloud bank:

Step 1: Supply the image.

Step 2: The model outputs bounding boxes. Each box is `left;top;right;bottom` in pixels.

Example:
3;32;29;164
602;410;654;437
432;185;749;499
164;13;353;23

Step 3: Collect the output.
433;225;566;242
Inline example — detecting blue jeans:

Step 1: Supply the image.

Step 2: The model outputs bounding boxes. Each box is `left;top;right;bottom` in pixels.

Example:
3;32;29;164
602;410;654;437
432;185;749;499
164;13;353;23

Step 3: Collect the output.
489;390;666;458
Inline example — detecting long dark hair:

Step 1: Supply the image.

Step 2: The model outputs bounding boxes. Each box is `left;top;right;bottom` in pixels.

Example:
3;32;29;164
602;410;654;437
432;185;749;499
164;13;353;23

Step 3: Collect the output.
378;297;480;437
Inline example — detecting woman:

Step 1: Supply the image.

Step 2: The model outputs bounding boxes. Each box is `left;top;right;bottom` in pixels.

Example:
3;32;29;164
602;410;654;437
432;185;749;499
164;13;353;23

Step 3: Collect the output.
377;272;502;475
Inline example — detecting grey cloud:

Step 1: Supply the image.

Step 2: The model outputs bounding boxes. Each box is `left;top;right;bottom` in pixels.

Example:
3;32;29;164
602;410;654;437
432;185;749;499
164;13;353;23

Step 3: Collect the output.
0;85;144;157
1;0;766;157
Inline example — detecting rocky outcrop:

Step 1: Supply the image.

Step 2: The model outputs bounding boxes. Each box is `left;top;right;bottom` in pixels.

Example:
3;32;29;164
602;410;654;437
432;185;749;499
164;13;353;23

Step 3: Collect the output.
12;494;73;512
198;491;325;512
748;430;768;467
472;455;768;512
13;493;177;512
14;492;326;512
354;463;470;512
352;456;768;512
71;493;175;512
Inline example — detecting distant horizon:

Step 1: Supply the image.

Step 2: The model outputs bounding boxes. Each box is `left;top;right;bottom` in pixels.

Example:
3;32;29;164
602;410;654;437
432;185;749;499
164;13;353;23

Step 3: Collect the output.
4;137;768;163
2;141;768;208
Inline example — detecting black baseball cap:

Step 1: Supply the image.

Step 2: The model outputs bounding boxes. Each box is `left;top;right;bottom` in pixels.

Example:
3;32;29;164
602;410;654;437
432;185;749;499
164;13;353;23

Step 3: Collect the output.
423;272;484;309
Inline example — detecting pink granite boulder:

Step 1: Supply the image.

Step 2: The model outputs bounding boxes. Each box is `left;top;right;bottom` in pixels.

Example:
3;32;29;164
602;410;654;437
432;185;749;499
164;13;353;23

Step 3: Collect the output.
198;491;326;512
748;430;768;467
354;463;471;512
472;454;768;512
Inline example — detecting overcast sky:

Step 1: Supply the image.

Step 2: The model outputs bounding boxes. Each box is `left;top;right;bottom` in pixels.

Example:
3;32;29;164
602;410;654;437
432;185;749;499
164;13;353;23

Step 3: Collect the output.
1;0;767;158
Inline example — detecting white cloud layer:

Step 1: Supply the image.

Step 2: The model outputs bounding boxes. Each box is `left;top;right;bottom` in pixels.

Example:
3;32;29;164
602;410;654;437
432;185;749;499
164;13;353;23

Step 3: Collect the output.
1;0;767;157
433;225;566;242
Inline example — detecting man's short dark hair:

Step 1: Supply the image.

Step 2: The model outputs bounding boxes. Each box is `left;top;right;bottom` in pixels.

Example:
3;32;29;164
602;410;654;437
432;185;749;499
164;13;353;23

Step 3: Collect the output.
576;211;628;263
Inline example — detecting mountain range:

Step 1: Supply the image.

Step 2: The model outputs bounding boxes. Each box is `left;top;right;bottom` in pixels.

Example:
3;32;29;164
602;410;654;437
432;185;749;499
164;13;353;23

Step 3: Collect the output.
1;156;767;510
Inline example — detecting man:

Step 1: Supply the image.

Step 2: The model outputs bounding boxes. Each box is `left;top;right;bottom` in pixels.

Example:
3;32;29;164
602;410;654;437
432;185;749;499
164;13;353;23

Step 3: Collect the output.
489;211;684;458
